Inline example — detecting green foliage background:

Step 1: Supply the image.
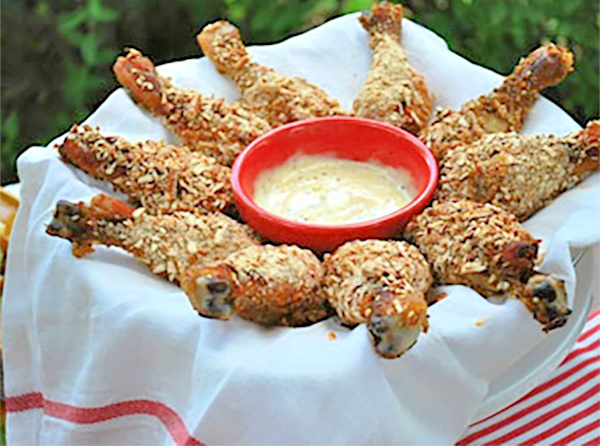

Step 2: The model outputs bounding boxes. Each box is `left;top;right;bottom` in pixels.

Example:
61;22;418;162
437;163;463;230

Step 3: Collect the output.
1;0;598;184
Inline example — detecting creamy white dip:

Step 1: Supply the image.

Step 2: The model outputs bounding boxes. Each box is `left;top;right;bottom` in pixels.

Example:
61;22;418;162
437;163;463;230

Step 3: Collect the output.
253;155;415;225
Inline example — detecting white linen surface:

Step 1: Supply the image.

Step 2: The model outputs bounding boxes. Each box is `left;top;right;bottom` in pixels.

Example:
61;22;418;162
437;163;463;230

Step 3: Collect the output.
4;12;599;446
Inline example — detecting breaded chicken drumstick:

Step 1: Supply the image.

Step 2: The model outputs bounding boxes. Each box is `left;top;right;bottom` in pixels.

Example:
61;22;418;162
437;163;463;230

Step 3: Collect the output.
353;2;433;135
421;43;574;160
181;245;331;326
58;124;234;215
113;49;272;166
405;200;570;331
322;240;433;359
197;21;346;127
46;194;259;283
437;120;600;220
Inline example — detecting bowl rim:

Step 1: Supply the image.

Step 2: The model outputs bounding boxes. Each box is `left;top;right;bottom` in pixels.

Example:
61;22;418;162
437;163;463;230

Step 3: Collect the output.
231;116;439;231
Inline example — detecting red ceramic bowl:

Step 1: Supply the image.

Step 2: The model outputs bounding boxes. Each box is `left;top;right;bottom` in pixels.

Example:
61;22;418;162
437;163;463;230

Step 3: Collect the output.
231;117;438;252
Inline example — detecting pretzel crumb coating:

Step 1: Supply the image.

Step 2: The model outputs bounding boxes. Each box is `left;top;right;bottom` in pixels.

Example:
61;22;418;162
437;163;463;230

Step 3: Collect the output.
182;245;331;326
421;43;574;159
353;2;433;135
322;240;432;358
405;200;570;331
46;194;260;283
113;48;272;166
197;21;347;127
437;120;600;220
58;124;234;215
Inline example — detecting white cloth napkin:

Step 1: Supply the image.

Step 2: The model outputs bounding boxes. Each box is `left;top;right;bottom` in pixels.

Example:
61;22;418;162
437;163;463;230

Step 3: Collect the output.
4;12;599;446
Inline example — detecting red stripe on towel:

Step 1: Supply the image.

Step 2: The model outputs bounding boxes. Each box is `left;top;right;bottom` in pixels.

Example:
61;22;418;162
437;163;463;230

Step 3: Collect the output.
458;310;600;445
5;392;203;446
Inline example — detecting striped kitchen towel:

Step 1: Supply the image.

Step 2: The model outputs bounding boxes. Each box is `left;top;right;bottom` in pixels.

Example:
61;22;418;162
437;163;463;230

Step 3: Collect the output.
458;309;600;446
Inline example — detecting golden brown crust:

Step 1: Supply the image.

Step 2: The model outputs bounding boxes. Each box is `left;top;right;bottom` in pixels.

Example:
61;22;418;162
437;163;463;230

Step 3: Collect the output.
197;21;252;83
353;2;433;134
228;245;330;326
358;1;403;41
46;194;135;257
404;200;570;330
436;121;600;220
183;245;331;326
58;124;234;215
405;200;539;295
421;43;575;159
322;239;432;325
571;120;600;176
113;48;272;166
46;194;260;282
197;21;347;127
322;239;432;358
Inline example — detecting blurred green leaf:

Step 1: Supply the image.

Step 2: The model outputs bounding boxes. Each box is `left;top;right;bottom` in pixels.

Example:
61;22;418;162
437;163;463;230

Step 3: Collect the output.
88;0;119;23
490;3;507;26
81;33;100;65
97;47;117;65
57;8;87;43
2;112;19;143
35;1;51;18
1;111;20;180
224;0;246;22
63;61;104;108
341;0;373;14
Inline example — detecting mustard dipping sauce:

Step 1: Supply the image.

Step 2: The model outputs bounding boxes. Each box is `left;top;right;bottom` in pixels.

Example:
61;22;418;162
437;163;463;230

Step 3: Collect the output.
253;154;415;225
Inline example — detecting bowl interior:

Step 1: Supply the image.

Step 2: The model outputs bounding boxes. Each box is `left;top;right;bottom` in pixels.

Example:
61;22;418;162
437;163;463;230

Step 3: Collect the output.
236;118;435;215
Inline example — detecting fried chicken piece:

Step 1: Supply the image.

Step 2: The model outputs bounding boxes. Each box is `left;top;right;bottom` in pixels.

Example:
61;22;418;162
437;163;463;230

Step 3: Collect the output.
113;48;272;166
46;194;260;283
322;240;432;359
181;245;331;326
197;21;346;127
352;2;433;135
405;200;570;331
421;43;575;159
437;120;600;220
58;124;234;215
